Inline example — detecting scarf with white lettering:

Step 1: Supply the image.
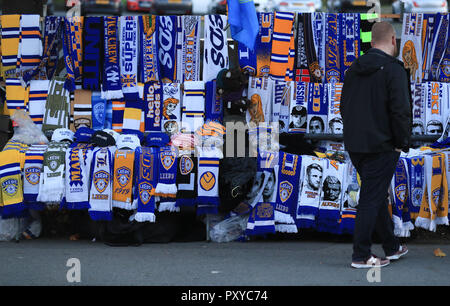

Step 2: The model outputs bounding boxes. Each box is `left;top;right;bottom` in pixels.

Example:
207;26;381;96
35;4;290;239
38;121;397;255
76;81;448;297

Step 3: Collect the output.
406;155;425;220
400;13;424;83
0;148;25;218
134;146;157;222
325;13;340;84
411;83;426;141
1;14;20;79
312;12;326;83
40;16;63;80
154;145;178;200
327;82;343;134
425;82;444;136
23;144;47;210
295;13;311;83
143;82;163;133
339;161;359;235
42;77;70;136
158;16;178;83
89;147;113;221
28;80;49;130
430;13;449;81
181;81;205;133
339;13;360;82
112;149;136;210
139;15;160;84
274;152;299;233
203;14;229;82
102;16;123;100
390;157;413;237
181;15;201;82
82;17;103;91
175;16;184;83
196;146;221;215
120;16;139;101
175;151;197;208
62;17;84;92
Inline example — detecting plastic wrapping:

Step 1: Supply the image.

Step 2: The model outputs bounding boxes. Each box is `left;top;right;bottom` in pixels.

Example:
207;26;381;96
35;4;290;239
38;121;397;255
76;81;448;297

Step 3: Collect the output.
209;214;249;243
0;218;27;241
10;110;48;145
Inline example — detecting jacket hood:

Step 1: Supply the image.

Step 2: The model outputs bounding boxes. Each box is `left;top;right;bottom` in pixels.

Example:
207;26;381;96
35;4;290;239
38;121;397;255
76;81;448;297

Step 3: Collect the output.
352;48;399;76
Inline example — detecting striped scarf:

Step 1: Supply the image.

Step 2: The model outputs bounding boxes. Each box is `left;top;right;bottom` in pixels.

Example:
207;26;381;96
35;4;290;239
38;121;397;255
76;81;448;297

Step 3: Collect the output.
295;13;311;83
91;91;107;131
134;146;157;223
181;16;201;82
82;16;103;91
71;89;92;131
270;12;295;82
196;146;221;215
181;81;205;133
139;15;159;83
325;13;341;84
5;78;29;116
62;17;84;92
120;16;139;101
40;16;63;80
158;16;178;83
28;80;50;130
0;148;25;219
203;14;229;82
23;144;47;210
111;99;125;133
102;16;123;100
17;14;42;85
0;14;20;79
339;13;360;82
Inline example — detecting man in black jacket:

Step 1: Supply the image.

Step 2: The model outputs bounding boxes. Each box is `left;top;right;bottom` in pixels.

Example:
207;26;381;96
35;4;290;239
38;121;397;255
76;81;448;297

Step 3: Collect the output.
340;21;411;269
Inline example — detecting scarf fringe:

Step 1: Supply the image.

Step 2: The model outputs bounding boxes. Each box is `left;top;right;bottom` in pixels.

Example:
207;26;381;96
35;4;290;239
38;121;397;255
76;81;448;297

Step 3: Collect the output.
435;216;449;226
415;216;432;231
112;200;137;211
154;183;178;198
102;90;124;101
275;223;298;233
274;210;295;224
296;216;316;229
134;212;156;223
89;211;113;221
158;202;180;212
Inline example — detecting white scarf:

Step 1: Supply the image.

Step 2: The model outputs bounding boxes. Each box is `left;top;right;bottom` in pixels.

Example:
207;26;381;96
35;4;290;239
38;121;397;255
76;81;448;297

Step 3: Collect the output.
181;81;205;133
202;14;229;82
196;146;222;215
399;13;424;83
425;82;444;136
17;14;43;85
89;147;113;221
246;76;273;126
28;80;50;131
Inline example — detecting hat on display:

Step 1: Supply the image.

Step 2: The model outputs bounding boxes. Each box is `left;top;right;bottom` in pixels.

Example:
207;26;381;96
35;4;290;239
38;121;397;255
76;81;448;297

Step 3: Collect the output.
90;130;116;147
116;134;141;150
51;128;75;143
103;129;120;143
74;127;95;143
146;132;170;147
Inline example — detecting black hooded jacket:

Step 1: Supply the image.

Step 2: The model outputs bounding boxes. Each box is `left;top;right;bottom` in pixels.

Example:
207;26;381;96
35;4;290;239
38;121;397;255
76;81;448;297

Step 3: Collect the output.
340;48;412;153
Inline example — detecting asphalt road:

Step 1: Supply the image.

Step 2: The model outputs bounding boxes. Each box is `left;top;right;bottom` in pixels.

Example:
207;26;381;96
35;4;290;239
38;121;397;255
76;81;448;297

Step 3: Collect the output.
1;238;449;286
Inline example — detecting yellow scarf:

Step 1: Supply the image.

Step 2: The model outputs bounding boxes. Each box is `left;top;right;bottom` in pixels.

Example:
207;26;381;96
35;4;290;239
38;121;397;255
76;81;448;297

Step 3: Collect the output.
0;15;20;78
112;149;136;210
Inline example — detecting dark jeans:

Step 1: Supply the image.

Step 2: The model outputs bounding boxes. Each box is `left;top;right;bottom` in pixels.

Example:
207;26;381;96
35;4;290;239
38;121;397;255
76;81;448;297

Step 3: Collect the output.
349;150;401;262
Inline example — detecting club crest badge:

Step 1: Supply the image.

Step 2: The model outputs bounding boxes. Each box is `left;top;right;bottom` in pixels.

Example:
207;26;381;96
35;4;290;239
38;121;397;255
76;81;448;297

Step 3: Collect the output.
25;167;41;185
161;151;175;171
179;156;193;175
94;170;109;193
116;166;131;188
200;171;215;191
139;182;153;205
395;184;407;203
2;179;18;196
279;181;293;203
412;188;423;207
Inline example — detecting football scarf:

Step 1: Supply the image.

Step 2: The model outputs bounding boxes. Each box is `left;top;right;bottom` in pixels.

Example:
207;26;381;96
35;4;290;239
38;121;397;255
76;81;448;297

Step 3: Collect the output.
339;13;360;82
430;13;449;81
181;81;205;133
0;14;20;78
37;141;69;205
327;82;343;134
143;82;163;133
425;82;444;136
82;17;103;91
102;16;123;100
175;16;184;83
112;149;136;210
246;76;272;126
42;77;70;135
105;100;113;130
28;80;50;130
274;152;299;233
62;144;92;210
421;14;436;82
175;151;198;208
411;83;426;138
325;13;341;84
62;16;84;92
161;83;181;136
269;12;295;82
111;99;125;132
203;15;229;82
158;16;178;83
400;13;424;83
23;144;47;210
307;82;328;134
295;13;311;83
204;80;223;124
16;14;42;85
181;15;201;82
89;147;113;221
91;91;107;131
154;145;178;199
296;156;324;229
0;149;25;218
407;156;426;220
40;16;63;80
339;161;359;235
302;13;323;83
139;15;159;84
289;81;308;133
134;146;157;223
120;16;139;101
122;97;143;134
312;12;326;83
317;159;345;234
274;80;291;133
71;89;92;131
390;157;413;237
436;16;450;82
196;146;221;215
5;78;29;116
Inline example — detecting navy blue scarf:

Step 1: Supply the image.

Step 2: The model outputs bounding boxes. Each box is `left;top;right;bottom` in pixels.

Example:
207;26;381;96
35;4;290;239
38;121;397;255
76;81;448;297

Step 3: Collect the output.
83;17;103;91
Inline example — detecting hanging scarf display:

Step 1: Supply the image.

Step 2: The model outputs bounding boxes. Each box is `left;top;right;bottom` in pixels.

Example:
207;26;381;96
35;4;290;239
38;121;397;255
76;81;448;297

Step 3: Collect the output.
175;152;198;208
181;15;201;82
246;76;273;126
196;146;221;215
204;80;223;124
102;16;123;100
425;82;444;135
0;14;20;78
295;13;311;83
71;89;92;131
28;80;50;130
82;17;103;91
5;78;29;116
390;157;413;237
154;145;178;199
0;148;25;219
307;82;328;134
158;15;178;83
91;91;107;131
111;99;125;133
339;13;360;82
421;14;436;82
269;12;295;82
429;13;449;81
325;13;341;84
406;155;425;220
42;77;70;136
62;16;84;92
312;12;326;83
302;13;323;83
89;147;113;221
203;14;229;82
327;82;343;134
143;82;163;133
134;146;158;222
400;13;424;83
411;83;426;138
40;16;63;80
181;81;205;133
289;81;308;133
340;161;359;235
120;16;139;100
23;144;47;210
112;149;136;210
274;152;300;233
161;83;181;136
139;15;159;84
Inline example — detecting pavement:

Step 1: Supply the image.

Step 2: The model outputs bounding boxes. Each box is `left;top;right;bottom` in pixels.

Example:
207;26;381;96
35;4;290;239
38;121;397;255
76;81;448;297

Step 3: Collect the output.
1;238;449;286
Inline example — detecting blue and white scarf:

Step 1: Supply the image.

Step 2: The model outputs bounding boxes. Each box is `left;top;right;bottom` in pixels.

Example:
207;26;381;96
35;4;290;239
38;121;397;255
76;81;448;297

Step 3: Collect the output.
203;14;229;82
391;157;413;237
40;16;63;80
23;144;48;210
288;81;308;133
102;16;123;100
312;12;326;83
143;82;164;133
406;156;426;220
91;92;107;131
205;80;223;124
139;15;159;84
82;16;103;91
154;145;178;200
196;146;221;215
339;13;360;82
181;16;201;82
134;146;158;222
158;16;178;83
430;13;449;81
437;16;450;83
421;14;436;82
325;13;340;84
89;147;113;221
327;82;343;134
307;82;328;134
340;162;359;234
120;16;139;101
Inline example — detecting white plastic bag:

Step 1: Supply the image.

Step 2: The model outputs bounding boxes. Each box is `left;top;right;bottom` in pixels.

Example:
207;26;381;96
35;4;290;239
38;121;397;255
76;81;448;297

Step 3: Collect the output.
10;110;48;145
209;214;249;243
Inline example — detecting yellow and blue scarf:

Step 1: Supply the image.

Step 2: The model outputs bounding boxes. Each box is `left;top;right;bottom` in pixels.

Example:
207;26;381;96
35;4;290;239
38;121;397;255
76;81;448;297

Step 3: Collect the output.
40;16;63;80
0;147;25;218
62;17;84;92
0;14;21;79
139;15;160;83
23;144;47;210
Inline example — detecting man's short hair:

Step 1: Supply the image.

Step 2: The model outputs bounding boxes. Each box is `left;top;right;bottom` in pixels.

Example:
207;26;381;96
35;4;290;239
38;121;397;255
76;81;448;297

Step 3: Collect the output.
291;105;307;116
371;21;396;45
309;116;324;129
329;117;343;128
306;163;323;176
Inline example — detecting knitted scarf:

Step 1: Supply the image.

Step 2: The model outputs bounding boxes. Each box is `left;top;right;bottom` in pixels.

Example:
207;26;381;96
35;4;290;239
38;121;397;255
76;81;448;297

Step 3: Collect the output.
407;156;426;220
339;13;360;82
317;159;345;234
89;147;113;221
122;97;143;134
111;99;125;132
289;81;308;133
91;91;107;131
40;16;63;80
158;16;178;83
5;78;29;116
139;15;159;84
120;16;139;101
16;14;42;85
327;82;343;134
62;17;84;92
307;82;328;134
81;17;103;91
203;14;229;82
71;89;92;131
196;146;221;215
430;13;449;81
274;152;299;233
0;148;25;218
296;156;324;229
390;157;410;237
339;161;359;235
246;76;273;126
134;146;157;222
0;14;20;79
28;80;50;130
295;13;311;83
175;16;184;83
181;81;205;133
425;82;444;135
112;149;136;210
161;83;181;136
143;82;163;133
23;144;47;210
302;13;323;83
181;15;201;82
175;151;197;208
154;145;178;201
436;15;450;82
102;16;123;100
42;77;70;136
325;13;341;84
400;13;424;83
411;83;426;139
312;12;326;83
62;143;92;210
269;12;295;81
